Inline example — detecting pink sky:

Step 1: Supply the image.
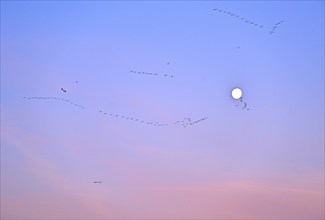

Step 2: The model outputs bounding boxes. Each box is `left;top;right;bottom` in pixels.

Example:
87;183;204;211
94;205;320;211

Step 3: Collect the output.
1;1;324;219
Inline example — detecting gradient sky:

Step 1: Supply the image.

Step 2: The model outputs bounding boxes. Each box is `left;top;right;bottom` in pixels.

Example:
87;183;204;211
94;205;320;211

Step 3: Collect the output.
1;1;324;219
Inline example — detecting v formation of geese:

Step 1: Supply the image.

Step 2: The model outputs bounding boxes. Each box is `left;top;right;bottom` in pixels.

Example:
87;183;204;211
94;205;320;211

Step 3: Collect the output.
213;8;284;36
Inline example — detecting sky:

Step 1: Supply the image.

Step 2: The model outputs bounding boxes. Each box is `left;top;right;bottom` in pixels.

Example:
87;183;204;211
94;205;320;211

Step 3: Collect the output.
1;1;324;219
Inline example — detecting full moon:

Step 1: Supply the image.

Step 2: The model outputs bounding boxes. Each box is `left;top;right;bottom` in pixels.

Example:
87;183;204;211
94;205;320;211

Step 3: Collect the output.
231;88;242;99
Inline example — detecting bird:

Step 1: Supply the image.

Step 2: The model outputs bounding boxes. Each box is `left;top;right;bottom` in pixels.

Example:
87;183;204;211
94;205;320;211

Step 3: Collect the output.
93;181;102;183
61;88;67;93
166;62;170;65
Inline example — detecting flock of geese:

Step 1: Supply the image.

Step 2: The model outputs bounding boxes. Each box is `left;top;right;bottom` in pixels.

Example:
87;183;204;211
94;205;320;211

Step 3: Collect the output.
235;97;250;111
98;109;207;128
23;6;285;129
23;6;274;131
129;70;174;78
98;109;169;127
213;8;285;36
174;117;208;127
24;96;85;109
213;8;264;28
24;90;207;128
22;6;284;121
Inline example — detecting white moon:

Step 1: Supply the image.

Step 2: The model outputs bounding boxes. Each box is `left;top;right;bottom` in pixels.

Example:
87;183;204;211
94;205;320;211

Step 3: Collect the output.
231;88;242;99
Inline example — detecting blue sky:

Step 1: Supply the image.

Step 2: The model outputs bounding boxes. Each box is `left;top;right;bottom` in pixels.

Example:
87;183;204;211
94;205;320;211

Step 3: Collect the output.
1;1;324;219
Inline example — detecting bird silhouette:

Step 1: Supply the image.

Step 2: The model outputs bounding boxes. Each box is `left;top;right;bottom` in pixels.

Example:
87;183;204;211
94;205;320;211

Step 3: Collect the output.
93;181;102;184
